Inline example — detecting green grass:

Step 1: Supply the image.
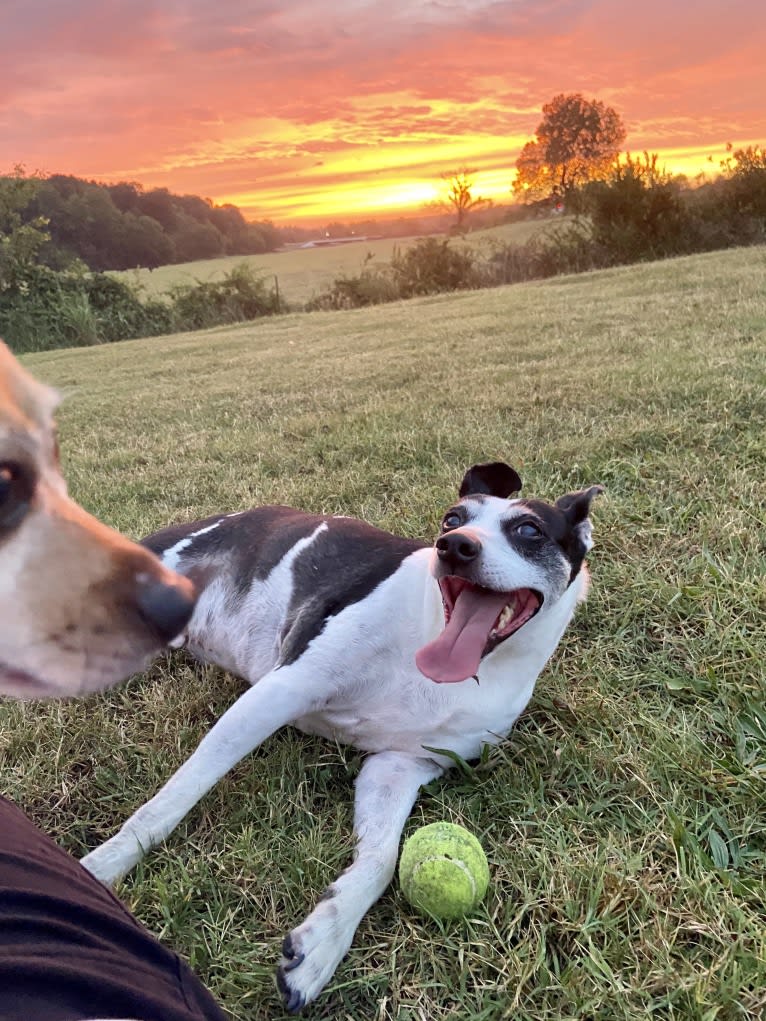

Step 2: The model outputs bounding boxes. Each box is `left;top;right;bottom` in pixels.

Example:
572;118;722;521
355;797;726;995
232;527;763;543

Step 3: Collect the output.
113;218;564;307
2;245;766;1020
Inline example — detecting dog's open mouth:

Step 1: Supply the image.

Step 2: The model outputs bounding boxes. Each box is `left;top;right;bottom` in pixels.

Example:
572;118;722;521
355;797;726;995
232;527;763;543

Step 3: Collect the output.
415;578;542;684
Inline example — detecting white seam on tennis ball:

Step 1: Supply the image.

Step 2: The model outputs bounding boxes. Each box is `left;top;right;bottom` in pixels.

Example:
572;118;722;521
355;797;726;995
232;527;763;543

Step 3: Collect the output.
410;856;477;899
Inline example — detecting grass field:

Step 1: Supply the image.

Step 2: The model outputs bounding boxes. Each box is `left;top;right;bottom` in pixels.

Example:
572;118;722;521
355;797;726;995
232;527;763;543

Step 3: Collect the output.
3;245;766;1020
114;217;564;307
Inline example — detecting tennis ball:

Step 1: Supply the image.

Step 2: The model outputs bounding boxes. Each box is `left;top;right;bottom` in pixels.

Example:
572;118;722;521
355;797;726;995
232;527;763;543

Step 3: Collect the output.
399;821;489;919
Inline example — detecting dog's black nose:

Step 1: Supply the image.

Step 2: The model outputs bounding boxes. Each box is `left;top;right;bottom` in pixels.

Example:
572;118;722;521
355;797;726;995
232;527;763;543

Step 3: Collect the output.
136;576;196;644
436;531;481;565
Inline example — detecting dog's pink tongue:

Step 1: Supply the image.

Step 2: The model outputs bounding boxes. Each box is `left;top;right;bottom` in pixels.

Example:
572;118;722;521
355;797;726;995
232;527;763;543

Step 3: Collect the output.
416;587;509;683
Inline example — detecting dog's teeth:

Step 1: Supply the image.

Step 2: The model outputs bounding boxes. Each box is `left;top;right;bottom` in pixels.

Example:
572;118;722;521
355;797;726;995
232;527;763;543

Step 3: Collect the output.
497;599;516;630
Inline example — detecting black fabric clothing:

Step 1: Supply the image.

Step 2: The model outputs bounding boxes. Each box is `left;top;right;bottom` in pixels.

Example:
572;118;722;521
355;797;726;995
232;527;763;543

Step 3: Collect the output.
0;796;228;1021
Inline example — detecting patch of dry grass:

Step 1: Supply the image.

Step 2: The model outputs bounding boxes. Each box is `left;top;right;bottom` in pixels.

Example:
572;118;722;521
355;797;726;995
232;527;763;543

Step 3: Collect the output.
112;218;565;308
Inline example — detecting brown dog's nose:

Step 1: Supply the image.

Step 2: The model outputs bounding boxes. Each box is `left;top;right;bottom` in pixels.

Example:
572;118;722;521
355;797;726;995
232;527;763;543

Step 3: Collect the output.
436;531;481;566
135;575;196;643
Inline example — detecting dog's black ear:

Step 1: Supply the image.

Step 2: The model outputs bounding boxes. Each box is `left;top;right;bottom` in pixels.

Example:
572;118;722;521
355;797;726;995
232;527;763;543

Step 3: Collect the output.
556;486;604;579
459;462;522;499
555;485;604;526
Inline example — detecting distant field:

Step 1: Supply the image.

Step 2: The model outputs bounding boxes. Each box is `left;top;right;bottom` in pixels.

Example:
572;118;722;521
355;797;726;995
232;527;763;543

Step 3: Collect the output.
113;217;566;307
5;247;765;1021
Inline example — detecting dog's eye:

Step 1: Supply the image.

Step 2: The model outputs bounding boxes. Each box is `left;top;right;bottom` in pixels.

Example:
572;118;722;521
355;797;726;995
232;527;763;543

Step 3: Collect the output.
442;512;462;531
0;462;33;531
514;520;543;538
0;465;16;505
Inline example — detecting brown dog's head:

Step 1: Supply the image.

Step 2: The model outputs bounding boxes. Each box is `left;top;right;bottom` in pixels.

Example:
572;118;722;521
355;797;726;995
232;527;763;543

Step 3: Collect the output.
0;341;196;698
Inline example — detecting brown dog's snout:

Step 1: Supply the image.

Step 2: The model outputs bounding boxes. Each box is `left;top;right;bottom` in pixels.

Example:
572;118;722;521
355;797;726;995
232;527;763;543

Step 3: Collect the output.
436;530;482;566
135;573;196;644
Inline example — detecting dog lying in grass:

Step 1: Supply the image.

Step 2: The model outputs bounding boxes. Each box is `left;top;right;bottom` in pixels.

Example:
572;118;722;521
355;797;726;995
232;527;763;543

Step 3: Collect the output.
82;461;602;1011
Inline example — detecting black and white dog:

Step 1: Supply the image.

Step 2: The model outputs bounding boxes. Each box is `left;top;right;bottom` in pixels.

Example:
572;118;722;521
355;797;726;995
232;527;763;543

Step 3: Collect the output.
81;462;602;1012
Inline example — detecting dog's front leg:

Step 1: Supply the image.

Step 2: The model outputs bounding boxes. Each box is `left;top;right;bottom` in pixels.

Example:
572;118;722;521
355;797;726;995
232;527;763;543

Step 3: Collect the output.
81;666;323;886
277;750;443;1013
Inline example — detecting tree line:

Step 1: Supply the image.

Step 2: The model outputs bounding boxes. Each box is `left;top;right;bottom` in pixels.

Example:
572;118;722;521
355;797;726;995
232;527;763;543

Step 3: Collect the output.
3;171;282;271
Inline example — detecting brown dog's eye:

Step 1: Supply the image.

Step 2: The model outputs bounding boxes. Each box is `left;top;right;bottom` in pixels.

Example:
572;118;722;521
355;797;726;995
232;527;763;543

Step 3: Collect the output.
0;462;33;531
0;465;15;504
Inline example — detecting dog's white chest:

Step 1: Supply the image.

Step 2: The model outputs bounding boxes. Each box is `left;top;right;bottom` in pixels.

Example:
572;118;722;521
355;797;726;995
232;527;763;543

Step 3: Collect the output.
293;661;538;760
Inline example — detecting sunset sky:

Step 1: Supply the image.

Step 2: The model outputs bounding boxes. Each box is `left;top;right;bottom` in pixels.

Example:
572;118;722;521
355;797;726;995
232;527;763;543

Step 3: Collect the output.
2;1;764;225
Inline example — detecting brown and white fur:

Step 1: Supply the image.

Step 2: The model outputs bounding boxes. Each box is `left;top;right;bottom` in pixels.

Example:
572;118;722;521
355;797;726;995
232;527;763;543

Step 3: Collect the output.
0;341;196;698
81;461;602;1012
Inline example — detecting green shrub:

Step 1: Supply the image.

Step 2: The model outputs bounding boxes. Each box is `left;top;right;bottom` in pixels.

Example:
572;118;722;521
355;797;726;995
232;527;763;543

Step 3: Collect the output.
688;145;766;249
83;273;175;341
169;263;282;330
306;258;401;310
720;143;766;220
1;261;281;353
479;221;601;288
0;263;175;352
581;153;695;262
308;240;480;311
56;291;100;346
391;238;479;296
0;263;84;351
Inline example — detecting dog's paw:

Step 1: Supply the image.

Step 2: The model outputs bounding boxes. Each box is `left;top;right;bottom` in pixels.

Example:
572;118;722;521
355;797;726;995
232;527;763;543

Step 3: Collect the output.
276;907;354;1013
80;838;136;886
276;933;308;1014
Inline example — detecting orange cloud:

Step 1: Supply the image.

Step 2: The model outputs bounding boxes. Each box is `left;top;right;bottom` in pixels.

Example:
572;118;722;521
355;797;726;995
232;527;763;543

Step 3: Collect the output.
1;0;764;224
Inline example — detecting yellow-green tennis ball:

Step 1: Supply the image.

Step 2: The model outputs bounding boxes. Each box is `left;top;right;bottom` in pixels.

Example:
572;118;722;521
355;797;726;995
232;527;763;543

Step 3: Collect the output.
399;821;489;919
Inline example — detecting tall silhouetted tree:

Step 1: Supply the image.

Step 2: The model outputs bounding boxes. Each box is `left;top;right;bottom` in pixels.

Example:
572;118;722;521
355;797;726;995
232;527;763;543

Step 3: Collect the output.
436;166;492;232
513;94;626;203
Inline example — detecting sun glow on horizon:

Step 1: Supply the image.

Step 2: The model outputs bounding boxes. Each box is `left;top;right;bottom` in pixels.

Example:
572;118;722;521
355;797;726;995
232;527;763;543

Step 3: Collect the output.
220;162;521;225
214;141;750;227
